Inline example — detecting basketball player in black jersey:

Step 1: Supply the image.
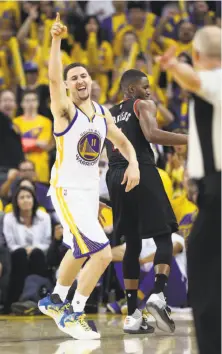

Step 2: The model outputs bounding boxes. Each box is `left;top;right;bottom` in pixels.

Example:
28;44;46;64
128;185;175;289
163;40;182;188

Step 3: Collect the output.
106;69;188;334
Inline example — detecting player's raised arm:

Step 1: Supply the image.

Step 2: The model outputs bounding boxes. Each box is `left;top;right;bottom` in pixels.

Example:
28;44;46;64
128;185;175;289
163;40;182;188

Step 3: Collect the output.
49;13;70;118
137;100;188;146
105;108;140;192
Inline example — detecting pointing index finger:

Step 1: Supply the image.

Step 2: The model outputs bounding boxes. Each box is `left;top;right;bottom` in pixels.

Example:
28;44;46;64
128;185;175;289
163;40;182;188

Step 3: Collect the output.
56;12;60;23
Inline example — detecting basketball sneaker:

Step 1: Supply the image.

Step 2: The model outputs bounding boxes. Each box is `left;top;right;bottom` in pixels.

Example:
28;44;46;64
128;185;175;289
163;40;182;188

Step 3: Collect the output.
123;309;154;334
38;293;70;323
58;306;100;340
146;292;175;333
107;299;126;314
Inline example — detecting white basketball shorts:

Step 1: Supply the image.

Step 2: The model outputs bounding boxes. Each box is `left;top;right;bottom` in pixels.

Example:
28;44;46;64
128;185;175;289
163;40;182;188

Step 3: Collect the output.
49;187;109;258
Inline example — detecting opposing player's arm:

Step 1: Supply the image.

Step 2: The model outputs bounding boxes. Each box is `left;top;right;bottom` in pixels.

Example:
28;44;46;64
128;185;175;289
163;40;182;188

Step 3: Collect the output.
49;13;72;119
105;107;140;192
137;100;188;146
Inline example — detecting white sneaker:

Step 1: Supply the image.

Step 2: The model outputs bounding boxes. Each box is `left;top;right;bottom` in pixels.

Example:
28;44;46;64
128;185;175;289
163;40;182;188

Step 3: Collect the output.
146;292;175;333
123;309;154;334
58;309;101;340
124;309;142;333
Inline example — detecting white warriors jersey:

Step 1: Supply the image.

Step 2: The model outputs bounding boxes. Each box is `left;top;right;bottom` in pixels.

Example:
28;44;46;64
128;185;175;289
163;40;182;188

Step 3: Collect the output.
50;101;107;189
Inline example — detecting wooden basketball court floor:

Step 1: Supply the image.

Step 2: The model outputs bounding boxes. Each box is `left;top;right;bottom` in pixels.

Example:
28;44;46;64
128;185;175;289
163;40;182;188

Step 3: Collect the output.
0;311;197;354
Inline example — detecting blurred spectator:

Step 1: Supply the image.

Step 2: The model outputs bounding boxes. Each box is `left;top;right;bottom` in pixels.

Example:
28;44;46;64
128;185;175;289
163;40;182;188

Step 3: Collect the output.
0;160;37;202
126;1;158;53
17;4;72;86
0;160;56;217
16;62;52;119
166;135;187;199
187;1;215;27
39;1;55;20
172;169;198;249
109;31;140;102
73;15;113;103
86;0;114;22
0;90;24;185
65;2;84;40
3;186;51;310
101;1;126;41
4;178;46;215
167;53;192;131
14;90;52;183
152;17;195;56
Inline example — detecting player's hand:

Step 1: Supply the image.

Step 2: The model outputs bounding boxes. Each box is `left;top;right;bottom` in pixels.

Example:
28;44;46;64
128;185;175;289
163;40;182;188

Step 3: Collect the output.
51;12;67;39
121;162;140;192
7;169;19;182
29;5;39;20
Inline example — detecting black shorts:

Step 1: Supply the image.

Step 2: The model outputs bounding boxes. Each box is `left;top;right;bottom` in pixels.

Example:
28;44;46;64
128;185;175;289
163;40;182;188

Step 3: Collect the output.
106;164;178;241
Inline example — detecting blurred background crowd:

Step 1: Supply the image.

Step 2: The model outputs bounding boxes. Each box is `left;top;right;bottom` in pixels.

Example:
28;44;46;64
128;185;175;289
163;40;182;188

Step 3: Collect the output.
0;0;220;316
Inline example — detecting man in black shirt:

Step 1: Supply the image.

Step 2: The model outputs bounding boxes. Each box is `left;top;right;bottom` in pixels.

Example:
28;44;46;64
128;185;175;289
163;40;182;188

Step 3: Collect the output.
0;90;24;185
106;69;187;334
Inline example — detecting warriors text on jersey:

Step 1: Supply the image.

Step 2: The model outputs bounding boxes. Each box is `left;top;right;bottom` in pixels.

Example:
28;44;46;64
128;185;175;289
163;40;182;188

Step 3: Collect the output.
50;102;107;189
106;98;155;167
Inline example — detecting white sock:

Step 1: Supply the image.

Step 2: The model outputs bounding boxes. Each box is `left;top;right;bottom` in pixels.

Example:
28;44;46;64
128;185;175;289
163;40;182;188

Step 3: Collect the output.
53;282;70;302
72;291;89;313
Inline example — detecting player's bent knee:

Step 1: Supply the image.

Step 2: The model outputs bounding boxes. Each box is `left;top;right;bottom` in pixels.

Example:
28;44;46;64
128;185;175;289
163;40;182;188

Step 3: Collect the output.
93;245;112;268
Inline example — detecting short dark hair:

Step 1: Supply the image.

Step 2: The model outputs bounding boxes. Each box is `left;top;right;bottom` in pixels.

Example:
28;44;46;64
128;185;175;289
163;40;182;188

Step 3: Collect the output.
64;63;88;80
127;1;146;11
21;89;38;101
120;69;147;91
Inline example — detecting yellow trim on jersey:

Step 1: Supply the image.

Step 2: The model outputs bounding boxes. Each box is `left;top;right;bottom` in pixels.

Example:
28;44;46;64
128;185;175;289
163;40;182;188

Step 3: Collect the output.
51;136;64;187
55;187;89;254
95;113;107;119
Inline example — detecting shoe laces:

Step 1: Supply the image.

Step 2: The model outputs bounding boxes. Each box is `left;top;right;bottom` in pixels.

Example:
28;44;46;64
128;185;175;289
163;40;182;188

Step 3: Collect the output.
77;314;91;331
59;302;71;314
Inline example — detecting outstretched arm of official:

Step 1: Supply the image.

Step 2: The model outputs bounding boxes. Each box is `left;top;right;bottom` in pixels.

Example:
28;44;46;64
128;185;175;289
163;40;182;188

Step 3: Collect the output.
156;46;201;93
105;108;140;192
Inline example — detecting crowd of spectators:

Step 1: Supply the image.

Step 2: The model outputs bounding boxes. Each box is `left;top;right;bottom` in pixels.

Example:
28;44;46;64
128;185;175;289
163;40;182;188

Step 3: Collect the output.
0;1;220;315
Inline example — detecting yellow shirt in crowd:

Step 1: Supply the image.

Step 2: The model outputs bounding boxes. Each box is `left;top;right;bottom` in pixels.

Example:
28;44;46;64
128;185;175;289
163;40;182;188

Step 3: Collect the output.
14;115;52;183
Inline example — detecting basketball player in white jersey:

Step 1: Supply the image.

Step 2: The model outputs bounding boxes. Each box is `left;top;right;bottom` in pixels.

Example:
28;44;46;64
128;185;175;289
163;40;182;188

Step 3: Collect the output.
38;13;140;340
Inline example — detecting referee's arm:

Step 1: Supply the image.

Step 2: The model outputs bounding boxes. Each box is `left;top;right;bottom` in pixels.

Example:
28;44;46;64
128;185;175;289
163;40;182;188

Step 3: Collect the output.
156;46;201;93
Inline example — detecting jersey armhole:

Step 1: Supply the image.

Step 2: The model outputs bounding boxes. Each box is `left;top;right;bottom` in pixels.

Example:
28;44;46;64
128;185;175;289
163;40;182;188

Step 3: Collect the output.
133;99;141;119
99;104;105;115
